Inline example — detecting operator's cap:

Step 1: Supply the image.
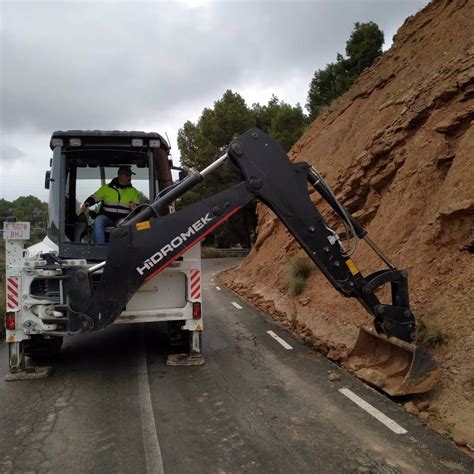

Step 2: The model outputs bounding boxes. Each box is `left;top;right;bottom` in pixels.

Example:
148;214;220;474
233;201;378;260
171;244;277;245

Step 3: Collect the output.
118;166;136;176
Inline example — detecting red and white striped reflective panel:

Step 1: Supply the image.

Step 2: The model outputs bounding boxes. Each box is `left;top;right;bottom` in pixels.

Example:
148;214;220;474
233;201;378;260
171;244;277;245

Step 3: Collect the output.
190;270;201;300
6;277;20;310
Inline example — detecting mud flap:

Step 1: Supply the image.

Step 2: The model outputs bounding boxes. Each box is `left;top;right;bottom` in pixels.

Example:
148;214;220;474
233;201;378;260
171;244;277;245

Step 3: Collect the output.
5;366;53;381
345;326;441;396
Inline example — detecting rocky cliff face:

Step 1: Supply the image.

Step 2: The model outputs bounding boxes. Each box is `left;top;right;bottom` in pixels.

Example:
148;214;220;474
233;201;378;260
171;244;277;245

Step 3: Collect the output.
221;0;474;447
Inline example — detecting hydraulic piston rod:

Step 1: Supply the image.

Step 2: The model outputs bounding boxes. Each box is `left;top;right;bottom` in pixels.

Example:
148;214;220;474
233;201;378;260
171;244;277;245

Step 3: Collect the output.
122;153;228;226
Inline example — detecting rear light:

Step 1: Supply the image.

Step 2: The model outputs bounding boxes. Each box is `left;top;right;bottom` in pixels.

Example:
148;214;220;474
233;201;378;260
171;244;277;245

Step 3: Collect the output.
132;138;144;147
69;138;81;146
192;302;201;320
6;312;15;330
149;139;161;148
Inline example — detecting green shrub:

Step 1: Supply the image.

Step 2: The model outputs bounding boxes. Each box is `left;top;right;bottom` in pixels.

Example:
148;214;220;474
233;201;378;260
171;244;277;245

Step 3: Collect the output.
443;427;453;440
424;329;448;348
289;275;307;296
416;318;447;349
287;254;314;296
288;254;313;279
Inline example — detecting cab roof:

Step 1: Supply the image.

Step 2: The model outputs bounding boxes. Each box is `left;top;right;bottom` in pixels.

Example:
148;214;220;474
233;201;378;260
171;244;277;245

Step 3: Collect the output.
50;130;170;151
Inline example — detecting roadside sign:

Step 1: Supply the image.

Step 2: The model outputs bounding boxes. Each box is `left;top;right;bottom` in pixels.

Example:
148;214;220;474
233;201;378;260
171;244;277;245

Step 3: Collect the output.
3;222;30;240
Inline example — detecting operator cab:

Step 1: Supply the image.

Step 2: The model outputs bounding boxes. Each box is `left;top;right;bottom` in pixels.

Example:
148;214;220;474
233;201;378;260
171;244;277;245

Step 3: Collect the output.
46;130;172;261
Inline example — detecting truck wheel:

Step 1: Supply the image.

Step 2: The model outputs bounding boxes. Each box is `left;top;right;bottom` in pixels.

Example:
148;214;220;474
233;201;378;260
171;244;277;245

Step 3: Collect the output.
168;321;188;350
24;335;63;360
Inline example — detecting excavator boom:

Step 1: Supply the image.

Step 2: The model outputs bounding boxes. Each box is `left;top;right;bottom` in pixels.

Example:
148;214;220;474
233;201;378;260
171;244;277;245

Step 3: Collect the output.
62;128;440;395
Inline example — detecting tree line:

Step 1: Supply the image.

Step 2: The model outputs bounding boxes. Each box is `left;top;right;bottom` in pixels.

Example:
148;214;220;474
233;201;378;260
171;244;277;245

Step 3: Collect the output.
306;21;383;119
177;21;384;247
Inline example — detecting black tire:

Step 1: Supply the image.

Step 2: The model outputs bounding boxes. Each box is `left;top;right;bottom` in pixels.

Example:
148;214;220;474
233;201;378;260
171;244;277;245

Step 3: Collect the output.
24;335;63;360
167;321;189;350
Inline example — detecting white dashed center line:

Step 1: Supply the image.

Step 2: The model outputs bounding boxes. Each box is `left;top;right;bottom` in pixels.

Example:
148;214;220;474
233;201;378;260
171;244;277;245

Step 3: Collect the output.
339;388;407;434
216;286;221;291
267;330;293;350
231;301;243;309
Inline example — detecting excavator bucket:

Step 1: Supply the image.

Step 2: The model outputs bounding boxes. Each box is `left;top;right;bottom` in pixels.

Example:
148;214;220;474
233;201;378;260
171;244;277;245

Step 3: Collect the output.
345;326;441;396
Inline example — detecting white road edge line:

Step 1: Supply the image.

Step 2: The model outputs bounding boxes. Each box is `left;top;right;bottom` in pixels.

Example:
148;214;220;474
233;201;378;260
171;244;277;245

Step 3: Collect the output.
267;330;293;350
216;286;221;291
139;329;165;474
231;301;243;309
339;388;407;435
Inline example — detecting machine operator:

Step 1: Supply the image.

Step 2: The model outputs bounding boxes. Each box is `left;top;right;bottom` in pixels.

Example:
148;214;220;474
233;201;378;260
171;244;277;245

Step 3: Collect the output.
80;166;141;244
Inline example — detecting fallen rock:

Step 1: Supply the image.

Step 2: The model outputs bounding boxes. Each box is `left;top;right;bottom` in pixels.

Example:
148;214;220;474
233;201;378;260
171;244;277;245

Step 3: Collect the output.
419;411;431;423
355;368;387;388
327;349;343;362
452;427;474;448
328;373;341;382
299;298;310;307
313;341;329;355
415;400;431;411
404;401;420;416
452;429;467;447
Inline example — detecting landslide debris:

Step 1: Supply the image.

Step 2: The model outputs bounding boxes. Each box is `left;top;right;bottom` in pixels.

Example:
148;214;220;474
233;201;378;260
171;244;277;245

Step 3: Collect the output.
220;0;474;448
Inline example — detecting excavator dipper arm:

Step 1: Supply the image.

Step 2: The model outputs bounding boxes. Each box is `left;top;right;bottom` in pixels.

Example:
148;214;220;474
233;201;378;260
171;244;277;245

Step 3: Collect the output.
65;128;415;341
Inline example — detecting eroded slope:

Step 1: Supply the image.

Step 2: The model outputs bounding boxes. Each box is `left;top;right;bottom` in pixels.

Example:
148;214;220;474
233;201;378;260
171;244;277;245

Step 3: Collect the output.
221;0;474;447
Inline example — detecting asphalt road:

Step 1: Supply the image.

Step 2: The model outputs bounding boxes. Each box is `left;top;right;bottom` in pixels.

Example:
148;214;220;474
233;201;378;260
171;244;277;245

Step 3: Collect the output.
0;258;472;473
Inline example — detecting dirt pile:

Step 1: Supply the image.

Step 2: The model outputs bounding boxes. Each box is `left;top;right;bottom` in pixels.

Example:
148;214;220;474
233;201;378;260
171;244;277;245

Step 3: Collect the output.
221;0;474;448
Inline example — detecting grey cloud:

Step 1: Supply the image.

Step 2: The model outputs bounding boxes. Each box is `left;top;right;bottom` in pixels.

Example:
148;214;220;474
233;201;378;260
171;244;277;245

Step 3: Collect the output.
0;144;26;162
1;1;427;135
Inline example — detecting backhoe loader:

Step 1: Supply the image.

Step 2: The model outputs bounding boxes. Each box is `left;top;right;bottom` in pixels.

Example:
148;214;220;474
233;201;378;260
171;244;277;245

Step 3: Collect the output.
3;128;440;395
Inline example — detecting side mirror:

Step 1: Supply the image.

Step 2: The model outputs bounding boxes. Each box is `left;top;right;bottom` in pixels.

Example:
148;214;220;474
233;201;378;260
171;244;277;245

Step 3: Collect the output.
44;170;51;189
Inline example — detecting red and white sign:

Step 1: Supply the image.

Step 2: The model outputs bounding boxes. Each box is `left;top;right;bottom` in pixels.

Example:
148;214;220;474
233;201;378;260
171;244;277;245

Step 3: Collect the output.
190;270;201;301
6;277;20;310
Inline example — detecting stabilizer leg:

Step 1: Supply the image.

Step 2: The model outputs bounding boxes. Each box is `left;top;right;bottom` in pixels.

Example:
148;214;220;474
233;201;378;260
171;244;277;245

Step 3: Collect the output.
167;330;205;366
5;341;53;381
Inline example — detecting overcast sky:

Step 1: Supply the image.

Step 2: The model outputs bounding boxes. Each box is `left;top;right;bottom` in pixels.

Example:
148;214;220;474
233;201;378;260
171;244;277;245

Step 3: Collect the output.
0;0;428;202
